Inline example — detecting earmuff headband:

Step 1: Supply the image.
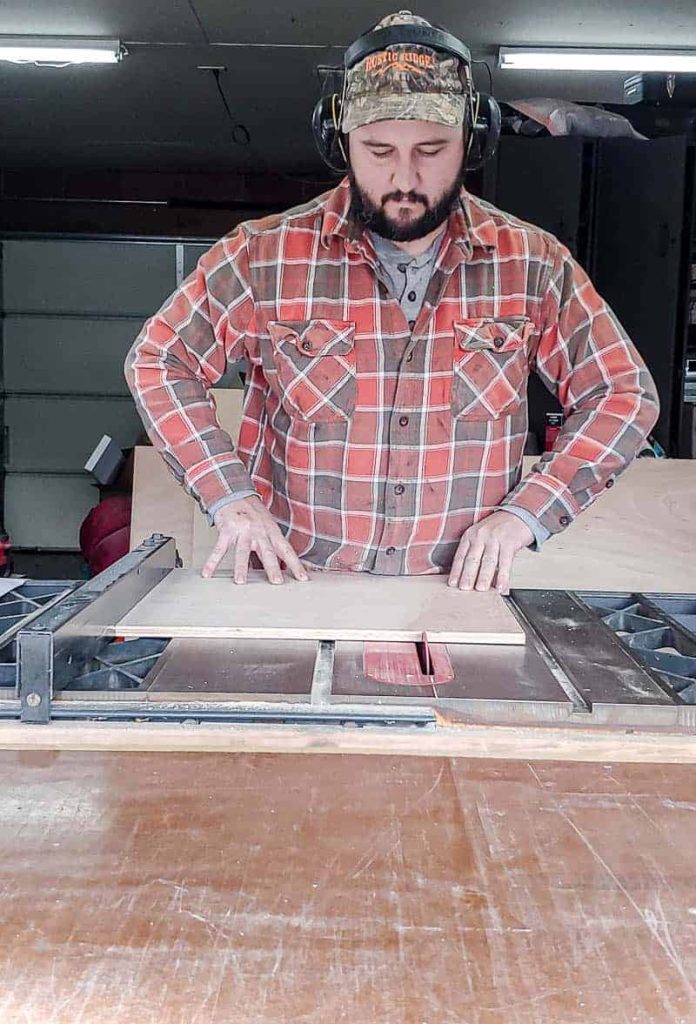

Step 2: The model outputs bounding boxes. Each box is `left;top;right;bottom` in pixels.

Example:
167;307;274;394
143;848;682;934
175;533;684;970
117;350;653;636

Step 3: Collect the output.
344;25;472;71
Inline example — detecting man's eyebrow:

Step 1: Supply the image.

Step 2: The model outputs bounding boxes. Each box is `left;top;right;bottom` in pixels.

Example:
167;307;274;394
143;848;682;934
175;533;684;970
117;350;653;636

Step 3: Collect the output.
362;137;453;146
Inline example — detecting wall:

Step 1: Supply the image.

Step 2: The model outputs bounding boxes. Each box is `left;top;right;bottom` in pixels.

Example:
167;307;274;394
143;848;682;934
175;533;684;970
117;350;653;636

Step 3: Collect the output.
0;237;211;550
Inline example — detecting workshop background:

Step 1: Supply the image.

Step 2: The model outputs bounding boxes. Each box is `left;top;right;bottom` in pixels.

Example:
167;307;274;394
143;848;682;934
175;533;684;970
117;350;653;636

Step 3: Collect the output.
0;0;695;577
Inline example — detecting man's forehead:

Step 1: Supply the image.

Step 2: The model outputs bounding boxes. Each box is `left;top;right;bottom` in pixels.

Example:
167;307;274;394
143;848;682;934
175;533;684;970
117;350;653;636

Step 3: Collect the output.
353;119;460;143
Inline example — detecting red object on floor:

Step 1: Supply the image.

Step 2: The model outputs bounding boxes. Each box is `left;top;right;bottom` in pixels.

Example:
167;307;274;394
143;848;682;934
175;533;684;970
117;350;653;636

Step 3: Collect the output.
79;495;132;576
0;534;11;576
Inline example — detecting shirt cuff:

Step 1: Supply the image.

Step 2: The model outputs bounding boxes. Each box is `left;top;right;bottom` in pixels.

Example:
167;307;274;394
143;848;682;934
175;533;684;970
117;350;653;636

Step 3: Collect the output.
206;489;257;525
495;505;551;552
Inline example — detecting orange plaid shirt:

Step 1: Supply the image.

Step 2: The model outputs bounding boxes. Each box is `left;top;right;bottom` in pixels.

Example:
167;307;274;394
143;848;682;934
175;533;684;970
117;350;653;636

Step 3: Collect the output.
125;178;659;575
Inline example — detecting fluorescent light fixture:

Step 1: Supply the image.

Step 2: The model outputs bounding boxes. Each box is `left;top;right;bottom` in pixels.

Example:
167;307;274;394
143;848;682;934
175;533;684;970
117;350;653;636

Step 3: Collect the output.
0;36;123;65
499;47;696;73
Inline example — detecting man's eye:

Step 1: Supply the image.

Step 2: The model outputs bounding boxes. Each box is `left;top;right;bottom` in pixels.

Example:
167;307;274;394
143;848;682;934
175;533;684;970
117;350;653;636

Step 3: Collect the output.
420;148;443;157
371;150;391;158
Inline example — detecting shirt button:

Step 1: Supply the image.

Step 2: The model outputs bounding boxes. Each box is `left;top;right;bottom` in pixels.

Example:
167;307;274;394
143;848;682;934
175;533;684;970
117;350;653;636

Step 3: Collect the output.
407;290;417;302
406;352;414;362
606;478;615;489
493;337;505;349
399;416;409;427
302;341;312;352
397;263;408;273
385;546;396;556
394;484;405;495
559;515;571;527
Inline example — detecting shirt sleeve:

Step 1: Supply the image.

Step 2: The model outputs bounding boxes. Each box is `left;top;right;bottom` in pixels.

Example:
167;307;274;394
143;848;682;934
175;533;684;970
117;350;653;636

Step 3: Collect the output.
499;242;660;537
124;226;258;514
206;490;258;524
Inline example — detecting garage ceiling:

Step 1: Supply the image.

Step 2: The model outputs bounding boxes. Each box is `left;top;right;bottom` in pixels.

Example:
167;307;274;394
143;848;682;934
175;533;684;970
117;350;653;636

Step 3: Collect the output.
0;0;694;173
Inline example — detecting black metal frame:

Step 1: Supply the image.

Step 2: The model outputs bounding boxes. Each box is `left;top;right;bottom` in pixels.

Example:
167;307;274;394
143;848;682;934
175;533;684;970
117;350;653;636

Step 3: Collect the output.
16;534;175;723
578;592;696;704
514;590;694;727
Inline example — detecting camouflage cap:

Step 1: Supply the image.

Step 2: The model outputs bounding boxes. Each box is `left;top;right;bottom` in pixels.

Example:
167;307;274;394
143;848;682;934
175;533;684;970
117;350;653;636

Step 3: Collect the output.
340;10;467;134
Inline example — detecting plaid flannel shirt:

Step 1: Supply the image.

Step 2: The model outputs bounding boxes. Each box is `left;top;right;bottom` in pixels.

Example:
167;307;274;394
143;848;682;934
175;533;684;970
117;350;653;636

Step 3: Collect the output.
125;178;659;575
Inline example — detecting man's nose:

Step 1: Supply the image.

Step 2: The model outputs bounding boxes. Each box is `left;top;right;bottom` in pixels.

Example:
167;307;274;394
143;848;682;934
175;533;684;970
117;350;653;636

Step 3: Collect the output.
391;155;419;194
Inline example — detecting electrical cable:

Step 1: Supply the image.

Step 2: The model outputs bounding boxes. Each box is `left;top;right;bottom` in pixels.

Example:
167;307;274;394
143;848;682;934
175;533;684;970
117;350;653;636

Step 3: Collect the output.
472;58;493;95
210;68;251;145
186;0;211;45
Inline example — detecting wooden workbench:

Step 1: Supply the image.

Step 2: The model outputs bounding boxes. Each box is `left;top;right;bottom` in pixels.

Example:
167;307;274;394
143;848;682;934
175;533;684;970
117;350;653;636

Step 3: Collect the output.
1;748;695;1023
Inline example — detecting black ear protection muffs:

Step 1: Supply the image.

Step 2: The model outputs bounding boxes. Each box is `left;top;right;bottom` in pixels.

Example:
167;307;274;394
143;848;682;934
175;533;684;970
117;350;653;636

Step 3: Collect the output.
312;22;501;175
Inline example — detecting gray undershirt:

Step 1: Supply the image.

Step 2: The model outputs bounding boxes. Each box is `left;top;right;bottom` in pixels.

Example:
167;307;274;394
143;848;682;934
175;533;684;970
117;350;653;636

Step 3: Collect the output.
368;225;447;326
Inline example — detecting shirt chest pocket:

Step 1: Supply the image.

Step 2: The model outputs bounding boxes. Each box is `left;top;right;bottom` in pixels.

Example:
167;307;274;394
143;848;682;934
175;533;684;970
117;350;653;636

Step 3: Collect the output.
451;318;533;421
267;319;357;422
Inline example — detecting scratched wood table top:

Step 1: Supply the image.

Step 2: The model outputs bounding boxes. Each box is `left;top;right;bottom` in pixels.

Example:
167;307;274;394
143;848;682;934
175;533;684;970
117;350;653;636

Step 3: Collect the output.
1;750;694;1024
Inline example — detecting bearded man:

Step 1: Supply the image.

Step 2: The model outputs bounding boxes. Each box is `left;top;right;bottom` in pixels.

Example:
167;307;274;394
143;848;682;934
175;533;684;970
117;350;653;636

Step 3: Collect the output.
125;11;658;593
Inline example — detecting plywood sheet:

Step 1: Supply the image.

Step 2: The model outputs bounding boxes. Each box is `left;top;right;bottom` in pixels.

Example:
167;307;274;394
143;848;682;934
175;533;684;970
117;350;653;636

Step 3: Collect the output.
129;447;195;561
192;502;229;570
115;569;526;645
513;458;696;592
1;750;695;1023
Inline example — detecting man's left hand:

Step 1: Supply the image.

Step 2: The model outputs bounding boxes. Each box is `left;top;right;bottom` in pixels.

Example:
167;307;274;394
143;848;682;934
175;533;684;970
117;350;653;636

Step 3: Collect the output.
448;511;534;595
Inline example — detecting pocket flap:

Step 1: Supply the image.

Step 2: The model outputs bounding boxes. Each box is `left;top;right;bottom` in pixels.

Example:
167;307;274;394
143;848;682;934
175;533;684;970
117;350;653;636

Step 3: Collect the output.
269;319;355;356
454;318;533;353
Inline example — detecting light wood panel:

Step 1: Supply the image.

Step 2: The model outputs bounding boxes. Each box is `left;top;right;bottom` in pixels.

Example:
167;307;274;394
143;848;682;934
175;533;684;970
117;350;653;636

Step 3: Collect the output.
193;503;233;570
512;458;696;592
115;569;526;645
129;447;195;560
1;750;695;1023
1;717;695;762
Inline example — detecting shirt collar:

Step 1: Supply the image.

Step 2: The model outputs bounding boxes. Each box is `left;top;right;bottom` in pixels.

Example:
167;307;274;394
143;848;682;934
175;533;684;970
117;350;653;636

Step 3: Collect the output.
319;176;499;257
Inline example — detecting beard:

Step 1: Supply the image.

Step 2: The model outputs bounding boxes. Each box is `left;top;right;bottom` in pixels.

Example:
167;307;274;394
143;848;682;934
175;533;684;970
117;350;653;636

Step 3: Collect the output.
347;158;467;242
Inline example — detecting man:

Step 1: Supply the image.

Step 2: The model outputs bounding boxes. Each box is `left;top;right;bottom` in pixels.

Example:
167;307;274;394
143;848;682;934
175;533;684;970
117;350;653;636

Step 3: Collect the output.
125;11;659;593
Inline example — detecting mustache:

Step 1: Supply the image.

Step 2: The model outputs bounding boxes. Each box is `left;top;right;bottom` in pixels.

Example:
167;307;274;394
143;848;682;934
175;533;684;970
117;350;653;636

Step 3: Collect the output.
382;191;429;207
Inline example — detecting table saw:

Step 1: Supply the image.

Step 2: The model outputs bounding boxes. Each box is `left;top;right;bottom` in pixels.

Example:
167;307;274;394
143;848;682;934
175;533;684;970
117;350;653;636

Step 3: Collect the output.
2;533;695;737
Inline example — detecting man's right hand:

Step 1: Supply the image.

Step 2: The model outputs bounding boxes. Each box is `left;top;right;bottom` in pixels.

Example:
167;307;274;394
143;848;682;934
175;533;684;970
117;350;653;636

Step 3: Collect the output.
202;496;310;585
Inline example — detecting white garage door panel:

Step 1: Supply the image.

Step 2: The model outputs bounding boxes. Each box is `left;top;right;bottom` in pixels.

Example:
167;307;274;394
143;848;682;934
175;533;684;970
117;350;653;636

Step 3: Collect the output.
3;240;175;316
5;397;144;473
183;243;214;278
5;474;97;549
4;316;138;395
